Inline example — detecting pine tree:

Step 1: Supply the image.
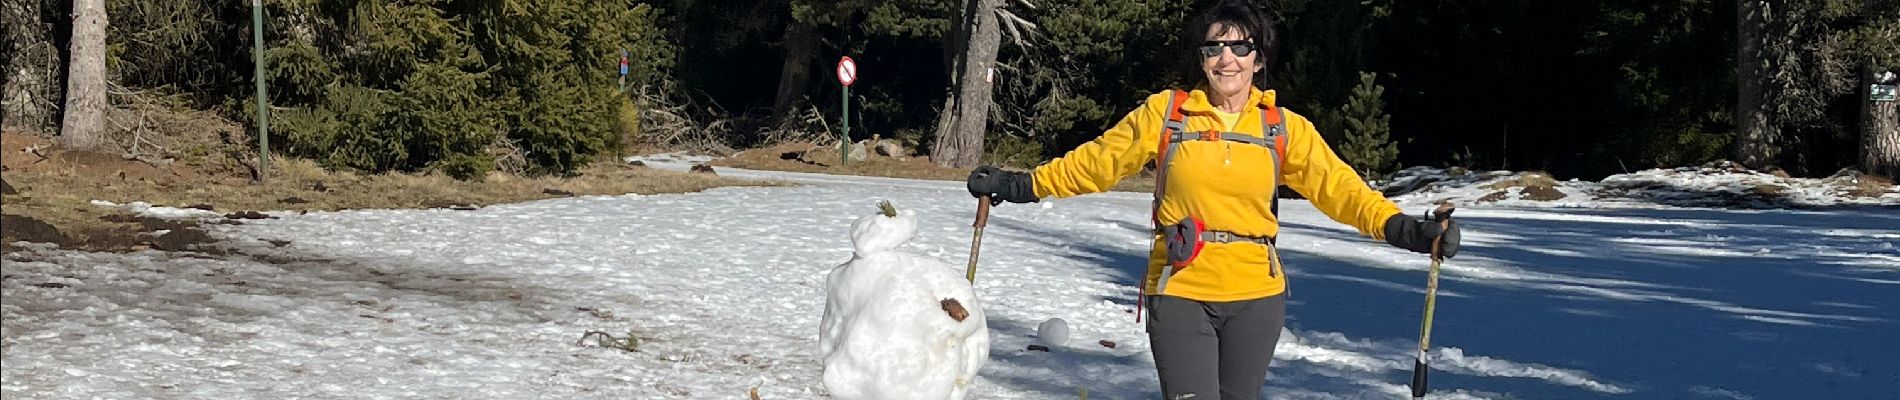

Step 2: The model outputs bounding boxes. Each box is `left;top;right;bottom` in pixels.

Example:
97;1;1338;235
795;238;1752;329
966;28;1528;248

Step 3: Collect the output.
258;1;672;178
1337;72;1398;178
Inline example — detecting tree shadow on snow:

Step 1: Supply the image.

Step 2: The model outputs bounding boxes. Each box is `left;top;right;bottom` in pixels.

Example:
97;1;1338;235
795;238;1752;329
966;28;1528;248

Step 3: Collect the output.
977;316;1160;398
1270;206;1900;399
985;217;1153;308
952;201;1896;398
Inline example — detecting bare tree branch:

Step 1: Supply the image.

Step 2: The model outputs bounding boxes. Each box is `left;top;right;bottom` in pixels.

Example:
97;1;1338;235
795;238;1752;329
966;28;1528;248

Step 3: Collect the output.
995;9;1039;47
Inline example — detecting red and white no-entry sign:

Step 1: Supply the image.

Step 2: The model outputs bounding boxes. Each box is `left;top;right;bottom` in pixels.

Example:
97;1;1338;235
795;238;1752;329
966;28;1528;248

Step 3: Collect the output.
837;56;858;86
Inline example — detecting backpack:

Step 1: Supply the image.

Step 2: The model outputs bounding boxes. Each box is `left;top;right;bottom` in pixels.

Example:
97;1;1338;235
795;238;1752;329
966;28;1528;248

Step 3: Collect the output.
1136;89;1291;322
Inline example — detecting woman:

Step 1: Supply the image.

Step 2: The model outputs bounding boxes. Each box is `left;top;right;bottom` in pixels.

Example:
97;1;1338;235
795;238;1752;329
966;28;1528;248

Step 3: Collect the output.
965;1;1461;398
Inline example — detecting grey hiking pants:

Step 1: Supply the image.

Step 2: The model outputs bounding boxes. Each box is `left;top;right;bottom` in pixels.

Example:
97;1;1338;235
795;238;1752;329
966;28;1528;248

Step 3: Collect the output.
1146;294;1286;400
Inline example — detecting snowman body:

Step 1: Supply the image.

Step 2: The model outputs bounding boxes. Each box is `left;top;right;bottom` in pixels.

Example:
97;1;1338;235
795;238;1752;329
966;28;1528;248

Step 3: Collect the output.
819;210;989;400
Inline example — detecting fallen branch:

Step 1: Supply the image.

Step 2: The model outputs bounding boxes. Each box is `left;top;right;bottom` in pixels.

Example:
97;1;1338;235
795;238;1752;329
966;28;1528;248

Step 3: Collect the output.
631;83;739;154
24;144;51;164
762;99;836;146
124;154;180;176
233;151;261;182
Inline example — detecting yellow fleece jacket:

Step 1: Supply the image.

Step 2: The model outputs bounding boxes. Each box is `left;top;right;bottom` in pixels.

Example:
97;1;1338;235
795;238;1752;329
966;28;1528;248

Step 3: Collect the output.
1030;88;1402;301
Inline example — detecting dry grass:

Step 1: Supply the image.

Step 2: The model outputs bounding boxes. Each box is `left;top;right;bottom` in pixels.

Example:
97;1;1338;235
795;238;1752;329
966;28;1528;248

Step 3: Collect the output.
2;130;774;252
1847;175;1896;198
7;155;769;212
260;157;774;210
1478;171;1565;202
1482;171;1558;191
1748;183;1790;197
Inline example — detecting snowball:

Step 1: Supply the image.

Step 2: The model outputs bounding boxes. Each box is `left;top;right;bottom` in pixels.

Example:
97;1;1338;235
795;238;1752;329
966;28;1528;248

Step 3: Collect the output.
1037;318;1070;347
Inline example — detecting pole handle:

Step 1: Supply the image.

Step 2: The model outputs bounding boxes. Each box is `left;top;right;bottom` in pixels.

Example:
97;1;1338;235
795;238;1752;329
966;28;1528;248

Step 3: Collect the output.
1430;225;1446;262
974;196;992;228
1429;201;1455;262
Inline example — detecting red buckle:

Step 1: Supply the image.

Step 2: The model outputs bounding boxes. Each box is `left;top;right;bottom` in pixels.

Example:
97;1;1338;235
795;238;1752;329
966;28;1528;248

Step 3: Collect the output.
1198;130;1221;141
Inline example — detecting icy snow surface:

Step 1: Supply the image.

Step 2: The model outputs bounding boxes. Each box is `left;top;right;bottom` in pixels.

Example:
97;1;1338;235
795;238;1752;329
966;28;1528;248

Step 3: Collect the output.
88;200;225;219
5;159;1898;399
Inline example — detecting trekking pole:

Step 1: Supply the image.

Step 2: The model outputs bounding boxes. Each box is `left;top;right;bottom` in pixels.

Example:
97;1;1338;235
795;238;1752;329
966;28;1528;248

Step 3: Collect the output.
966;196;992;283
1410;202;1455;400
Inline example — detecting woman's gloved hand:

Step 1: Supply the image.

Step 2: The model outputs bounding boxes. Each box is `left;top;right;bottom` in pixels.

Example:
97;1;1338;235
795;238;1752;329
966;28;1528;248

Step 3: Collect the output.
1382;206;1460;258
966;166;1038;205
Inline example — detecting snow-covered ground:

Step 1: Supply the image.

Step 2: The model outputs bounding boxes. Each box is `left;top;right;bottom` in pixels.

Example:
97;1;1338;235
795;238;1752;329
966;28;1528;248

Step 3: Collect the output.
4;156;1897;399
1378;162;1900;209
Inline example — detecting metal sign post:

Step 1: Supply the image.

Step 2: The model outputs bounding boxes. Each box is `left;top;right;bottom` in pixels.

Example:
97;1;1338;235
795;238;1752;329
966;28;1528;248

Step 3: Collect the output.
837;56;857;166
252;0;269;181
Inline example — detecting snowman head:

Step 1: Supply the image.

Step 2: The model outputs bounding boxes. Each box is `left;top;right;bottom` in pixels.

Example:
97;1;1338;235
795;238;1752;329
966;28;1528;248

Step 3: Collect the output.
849;207;919;257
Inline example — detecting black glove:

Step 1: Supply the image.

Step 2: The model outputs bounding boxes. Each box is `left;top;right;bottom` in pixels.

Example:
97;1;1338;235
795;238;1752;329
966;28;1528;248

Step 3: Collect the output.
966;165;1038;205
1382;207;1460;258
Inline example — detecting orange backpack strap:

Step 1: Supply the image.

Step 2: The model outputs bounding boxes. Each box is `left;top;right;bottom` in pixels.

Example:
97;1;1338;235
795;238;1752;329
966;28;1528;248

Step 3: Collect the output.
1261;104;1289;218
1152;89;1192;227
1140;89;1191;323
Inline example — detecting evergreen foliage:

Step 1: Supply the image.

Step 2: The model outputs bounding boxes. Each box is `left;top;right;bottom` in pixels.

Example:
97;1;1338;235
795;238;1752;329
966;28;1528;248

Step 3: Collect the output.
17;0;1893;179
1336;72;1398;178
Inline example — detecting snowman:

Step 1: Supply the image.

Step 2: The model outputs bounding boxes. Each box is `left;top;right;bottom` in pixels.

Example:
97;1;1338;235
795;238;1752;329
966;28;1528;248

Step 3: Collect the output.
819;202;990;400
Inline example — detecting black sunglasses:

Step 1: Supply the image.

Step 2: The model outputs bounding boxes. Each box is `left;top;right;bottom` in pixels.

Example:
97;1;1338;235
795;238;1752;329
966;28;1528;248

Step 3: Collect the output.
1198;39;1257;58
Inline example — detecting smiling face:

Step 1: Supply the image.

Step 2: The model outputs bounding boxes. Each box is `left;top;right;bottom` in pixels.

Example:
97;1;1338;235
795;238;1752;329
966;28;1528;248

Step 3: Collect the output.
1200;22;1261;101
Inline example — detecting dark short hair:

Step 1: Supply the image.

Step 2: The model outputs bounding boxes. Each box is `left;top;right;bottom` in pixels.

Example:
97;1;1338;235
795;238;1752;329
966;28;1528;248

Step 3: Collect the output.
1185;0;1279;88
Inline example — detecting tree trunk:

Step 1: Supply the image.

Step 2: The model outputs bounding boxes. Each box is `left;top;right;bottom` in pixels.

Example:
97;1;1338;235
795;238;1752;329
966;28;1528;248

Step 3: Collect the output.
1740;0;1778;170
1736;0;1777;170
1864;63;1899;179
3;0;60;134
770;21;818;125
59;0;107;150
930;0;1002;169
